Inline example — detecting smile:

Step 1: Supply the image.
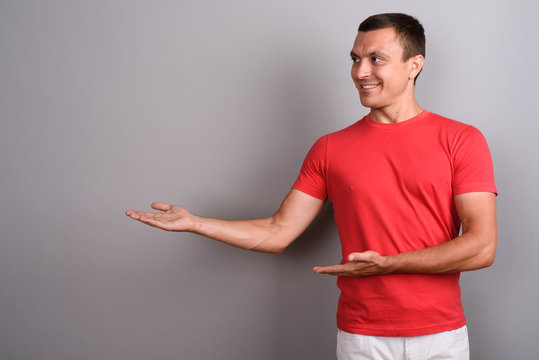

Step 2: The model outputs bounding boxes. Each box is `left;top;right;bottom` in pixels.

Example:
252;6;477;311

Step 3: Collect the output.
361;84;379;89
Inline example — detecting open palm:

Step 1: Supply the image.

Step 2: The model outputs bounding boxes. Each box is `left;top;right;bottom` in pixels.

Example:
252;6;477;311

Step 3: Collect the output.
125;202;196;232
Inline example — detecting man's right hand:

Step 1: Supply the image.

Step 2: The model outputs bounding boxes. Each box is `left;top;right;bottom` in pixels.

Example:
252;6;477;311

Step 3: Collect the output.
125;189;325;253
126;202;197;232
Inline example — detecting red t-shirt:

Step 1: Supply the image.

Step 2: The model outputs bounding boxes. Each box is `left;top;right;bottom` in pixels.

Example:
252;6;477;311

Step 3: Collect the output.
293;110;497;336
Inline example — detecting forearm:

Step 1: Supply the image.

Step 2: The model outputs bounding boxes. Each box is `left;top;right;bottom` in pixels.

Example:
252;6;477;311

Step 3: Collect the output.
315;225;497;277
189;190;324;253
385;192;498;274
126;190;324;254
314;193;497;277
190;215;290;254
384;231;497;274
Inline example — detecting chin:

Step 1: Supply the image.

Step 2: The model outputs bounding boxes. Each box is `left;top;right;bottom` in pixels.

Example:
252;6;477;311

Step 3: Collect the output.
359;97;378;109
359;94;388;109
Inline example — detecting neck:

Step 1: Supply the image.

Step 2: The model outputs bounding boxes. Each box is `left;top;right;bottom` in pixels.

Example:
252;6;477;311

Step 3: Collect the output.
369;94;423;124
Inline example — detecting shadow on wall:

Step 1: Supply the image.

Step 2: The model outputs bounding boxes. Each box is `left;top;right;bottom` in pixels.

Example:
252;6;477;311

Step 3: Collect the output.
254;51;343;359
189;46;343;359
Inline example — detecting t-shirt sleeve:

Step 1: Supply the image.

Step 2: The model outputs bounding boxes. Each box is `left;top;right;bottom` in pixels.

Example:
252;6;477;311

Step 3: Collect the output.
292;135;328;200
452;126;498;196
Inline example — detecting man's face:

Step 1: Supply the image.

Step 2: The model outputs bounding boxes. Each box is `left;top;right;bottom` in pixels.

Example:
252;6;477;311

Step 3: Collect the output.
350;27;417;110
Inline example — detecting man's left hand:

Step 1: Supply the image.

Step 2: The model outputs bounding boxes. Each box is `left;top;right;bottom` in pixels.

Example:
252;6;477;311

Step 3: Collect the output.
313;250;390;277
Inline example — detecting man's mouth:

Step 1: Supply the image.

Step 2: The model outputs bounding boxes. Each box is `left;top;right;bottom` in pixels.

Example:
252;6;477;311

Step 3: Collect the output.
361;84;379;89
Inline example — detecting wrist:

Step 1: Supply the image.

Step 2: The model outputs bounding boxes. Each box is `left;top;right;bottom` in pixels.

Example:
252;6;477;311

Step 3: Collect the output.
189;215;204;234
381;254;397;274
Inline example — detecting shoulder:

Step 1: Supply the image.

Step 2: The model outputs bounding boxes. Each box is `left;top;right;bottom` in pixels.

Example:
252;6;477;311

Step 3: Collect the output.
302;117;368;152
424;111;472;131
325;117;368;142
423;111;487;142
425;112;493;163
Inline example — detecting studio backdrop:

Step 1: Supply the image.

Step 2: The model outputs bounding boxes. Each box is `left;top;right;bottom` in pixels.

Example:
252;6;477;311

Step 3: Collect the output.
1;0;537;359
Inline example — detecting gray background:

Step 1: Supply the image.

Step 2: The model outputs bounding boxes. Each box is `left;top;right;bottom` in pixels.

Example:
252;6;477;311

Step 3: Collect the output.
1;0;537;359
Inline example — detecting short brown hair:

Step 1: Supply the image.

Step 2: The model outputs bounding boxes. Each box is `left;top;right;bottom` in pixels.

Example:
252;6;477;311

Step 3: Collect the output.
358;13;425;61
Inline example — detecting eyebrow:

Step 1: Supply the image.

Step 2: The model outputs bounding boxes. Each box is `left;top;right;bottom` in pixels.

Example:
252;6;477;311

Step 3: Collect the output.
350;50;391;59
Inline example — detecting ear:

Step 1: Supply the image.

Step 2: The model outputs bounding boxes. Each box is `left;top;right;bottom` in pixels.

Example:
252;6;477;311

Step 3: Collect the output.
409;55;424;80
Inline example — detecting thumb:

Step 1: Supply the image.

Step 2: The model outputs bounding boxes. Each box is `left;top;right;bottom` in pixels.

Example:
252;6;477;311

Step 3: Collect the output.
348;252;372;262
348;250;380;262
348;252;364;262
151;202;171;212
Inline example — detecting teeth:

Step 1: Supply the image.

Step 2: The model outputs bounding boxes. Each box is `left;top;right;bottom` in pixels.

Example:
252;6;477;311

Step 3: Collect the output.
361;84;378;89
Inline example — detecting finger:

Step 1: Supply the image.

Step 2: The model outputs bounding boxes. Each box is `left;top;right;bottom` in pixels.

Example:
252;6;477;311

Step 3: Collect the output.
312;264;347;274
135;212;170;228
348;252;366;261
125;210;173;231
348;251;376;262
126;210;145;219
151;202;171;212
138;215;163;226
126;210;158;221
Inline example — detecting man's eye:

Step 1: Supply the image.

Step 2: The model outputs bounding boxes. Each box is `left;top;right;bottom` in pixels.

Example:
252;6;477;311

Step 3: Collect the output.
372;57;382;62
351;57;359;63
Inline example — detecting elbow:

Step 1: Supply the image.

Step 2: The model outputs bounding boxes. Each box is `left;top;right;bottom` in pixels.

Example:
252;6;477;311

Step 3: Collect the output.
253;221;293;254
483;232;497;268
477;252;495;269
268;247;285;255
251;239;289;254
270;235;296;254
265;242;289;254
477;238;497;269
465;250;495;272
482;248;496;268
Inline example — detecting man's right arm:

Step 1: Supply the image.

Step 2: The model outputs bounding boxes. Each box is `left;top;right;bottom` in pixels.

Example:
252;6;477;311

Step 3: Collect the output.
125;189;325;254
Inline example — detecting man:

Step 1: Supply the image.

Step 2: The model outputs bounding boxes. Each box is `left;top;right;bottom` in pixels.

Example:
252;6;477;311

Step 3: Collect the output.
126;13;497;360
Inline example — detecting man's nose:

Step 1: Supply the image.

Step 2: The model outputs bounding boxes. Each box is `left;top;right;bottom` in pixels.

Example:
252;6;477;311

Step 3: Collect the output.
353;61;372;79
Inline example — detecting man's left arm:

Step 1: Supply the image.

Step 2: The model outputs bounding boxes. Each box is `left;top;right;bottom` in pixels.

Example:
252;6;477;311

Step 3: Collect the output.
313;192;497;277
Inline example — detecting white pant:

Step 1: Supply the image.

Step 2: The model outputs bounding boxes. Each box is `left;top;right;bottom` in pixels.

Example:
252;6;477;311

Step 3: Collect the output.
336;326;469;360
